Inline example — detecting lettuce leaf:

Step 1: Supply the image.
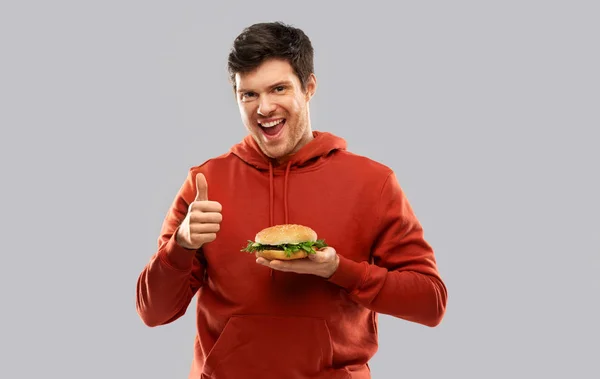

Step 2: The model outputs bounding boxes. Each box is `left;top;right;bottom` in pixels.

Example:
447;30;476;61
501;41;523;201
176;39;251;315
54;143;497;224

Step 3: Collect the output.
241;239;328;257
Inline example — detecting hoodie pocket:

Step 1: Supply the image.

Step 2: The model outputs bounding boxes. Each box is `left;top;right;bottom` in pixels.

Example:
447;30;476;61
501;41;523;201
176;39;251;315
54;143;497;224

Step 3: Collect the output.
201;315;350;379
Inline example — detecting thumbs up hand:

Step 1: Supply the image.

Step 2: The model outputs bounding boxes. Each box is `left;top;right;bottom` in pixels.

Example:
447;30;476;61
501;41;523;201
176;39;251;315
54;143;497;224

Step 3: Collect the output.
176;173;223;250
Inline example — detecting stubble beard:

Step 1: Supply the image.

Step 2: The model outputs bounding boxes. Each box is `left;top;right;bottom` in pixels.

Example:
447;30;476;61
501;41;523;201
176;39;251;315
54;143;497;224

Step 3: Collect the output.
274;110;312;163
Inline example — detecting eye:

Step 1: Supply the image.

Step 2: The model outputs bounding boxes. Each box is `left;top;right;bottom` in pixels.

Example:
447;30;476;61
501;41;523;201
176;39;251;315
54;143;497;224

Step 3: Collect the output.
274;86;285;92
241;92;256;100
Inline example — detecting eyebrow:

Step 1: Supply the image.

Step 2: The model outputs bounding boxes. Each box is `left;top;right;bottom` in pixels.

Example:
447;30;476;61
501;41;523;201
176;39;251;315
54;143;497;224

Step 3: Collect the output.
237;80;293;93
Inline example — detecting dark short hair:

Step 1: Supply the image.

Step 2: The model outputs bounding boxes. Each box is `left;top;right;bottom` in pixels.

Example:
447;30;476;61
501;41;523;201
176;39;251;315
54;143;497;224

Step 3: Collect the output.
227;21;314;91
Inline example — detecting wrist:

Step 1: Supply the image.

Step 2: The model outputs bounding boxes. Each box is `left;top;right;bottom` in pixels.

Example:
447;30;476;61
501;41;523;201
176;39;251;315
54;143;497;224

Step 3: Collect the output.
325;254;340;278
174;227;197;250
174;229;188;249
159;231;197;271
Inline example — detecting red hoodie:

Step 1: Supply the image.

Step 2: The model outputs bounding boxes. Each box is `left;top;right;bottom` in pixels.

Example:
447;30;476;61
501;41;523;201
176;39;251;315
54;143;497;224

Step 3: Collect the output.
136;131;447;379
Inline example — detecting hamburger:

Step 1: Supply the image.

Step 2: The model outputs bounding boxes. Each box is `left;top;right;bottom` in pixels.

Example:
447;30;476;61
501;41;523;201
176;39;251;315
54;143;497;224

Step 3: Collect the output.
241;224;327;260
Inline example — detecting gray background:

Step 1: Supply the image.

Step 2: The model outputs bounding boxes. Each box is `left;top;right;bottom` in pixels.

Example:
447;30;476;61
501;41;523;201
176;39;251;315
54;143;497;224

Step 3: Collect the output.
1;1;598;378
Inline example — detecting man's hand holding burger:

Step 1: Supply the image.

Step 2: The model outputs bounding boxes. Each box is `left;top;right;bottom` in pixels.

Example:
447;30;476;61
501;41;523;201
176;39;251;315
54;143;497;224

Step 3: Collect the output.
176;173;222;250
242;224;339;278
257;246;339;278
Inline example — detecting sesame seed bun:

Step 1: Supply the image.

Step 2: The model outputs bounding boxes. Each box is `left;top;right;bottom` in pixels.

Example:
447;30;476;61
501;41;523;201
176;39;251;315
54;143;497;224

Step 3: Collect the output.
255;224;317;246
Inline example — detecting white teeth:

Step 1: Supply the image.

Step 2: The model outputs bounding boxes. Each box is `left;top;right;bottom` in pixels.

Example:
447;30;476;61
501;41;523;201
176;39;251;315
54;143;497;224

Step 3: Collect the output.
260;119;284;128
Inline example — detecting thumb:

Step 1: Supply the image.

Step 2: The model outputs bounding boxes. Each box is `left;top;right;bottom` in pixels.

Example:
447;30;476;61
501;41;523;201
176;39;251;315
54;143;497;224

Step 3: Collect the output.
195;173;208;201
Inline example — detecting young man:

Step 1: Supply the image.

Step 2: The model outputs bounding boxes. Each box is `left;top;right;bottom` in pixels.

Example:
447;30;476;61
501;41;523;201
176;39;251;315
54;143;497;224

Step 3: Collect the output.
136;21;447;379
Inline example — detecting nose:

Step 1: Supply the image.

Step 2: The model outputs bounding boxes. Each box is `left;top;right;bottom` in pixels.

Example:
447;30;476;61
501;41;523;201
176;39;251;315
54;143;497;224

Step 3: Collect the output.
257;95;276;116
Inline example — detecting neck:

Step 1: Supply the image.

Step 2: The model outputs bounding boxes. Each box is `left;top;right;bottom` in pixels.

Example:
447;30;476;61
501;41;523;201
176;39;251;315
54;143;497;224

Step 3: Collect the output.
271;128;314;167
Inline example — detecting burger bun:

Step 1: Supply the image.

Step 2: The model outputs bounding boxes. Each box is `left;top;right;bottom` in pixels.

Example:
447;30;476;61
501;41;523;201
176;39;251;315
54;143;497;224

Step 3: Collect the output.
255;224;317;245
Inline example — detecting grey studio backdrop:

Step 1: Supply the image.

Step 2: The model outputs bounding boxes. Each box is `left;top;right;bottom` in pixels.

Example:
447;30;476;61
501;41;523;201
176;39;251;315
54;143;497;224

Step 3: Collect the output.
1;1;598;378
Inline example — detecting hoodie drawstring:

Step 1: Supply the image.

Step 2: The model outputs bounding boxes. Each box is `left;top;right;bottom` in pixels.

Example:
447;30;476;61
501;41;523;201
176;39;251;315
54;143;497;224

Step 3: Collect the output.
269;162;274;226
267;160;292;278
268;160;292;226
284;161;291;224
268;162;274;277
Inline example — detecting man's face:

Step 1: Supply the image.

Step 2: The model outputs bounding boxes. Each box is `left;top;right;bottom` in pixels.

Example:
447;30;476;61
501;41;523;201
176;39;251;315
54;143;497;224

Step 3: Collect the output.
235;58;316;162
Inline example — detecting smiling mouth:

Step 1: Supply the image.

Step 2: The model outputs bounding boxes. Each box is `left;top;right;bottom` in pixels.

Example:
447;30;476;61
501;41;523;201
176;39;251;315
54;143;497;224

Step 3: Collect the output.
259;118;286;137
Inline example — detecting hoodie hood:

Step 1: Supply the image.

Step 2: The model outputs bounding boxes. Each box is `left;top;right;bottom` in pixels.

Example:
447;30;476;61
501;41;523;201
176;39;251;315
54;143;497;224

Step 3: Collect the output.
230;130;347;229
230;131;347;173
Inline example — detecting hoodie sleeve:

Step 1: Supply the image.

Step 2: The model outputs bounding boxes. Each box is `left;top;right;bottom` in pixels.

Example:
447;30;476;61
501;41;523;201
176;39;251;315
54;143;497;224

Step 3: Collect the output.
327;171;448;327
135;169;206;327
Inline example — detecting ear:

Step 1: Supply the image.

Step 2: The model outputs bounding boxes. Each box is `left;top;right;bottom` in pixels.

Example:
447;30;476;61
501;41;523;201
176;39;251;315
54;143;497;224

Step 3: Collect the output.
305;73;317;101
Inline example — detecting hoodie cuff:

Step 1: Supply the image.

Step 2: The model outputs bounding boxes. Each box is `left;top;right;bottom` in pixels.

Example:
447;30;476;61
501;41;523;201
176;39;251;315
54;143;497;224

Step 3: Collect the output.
327;254;368;294
157;228;198;271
